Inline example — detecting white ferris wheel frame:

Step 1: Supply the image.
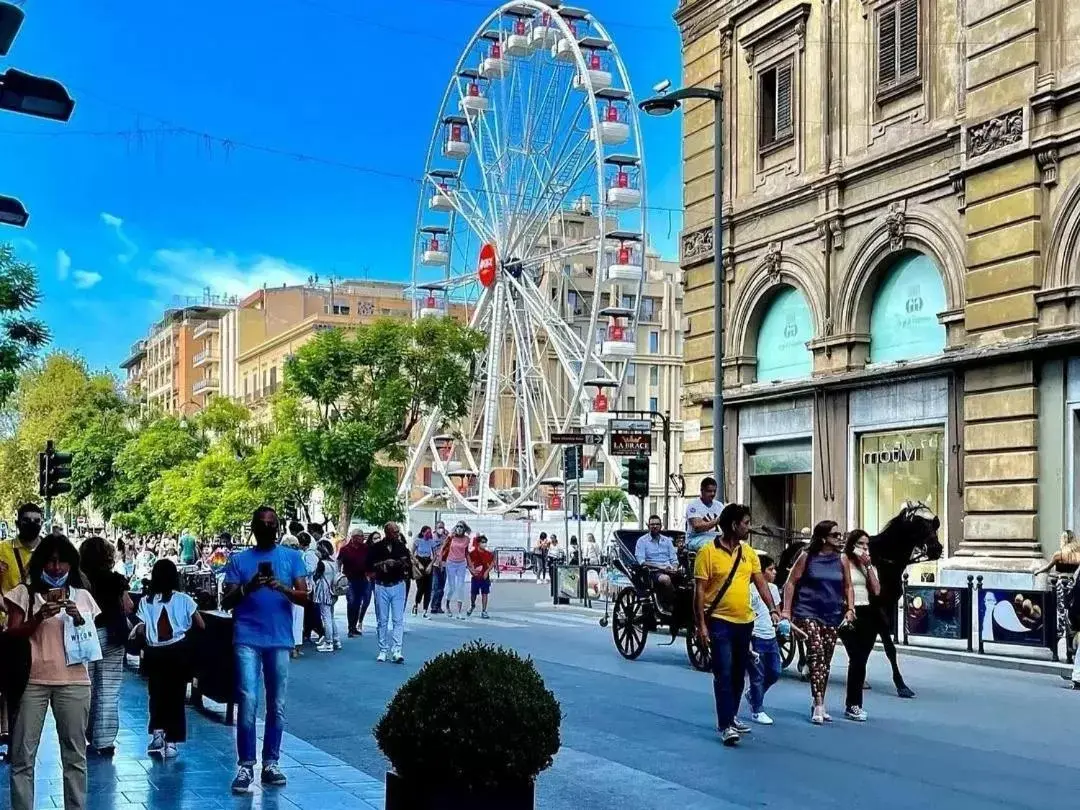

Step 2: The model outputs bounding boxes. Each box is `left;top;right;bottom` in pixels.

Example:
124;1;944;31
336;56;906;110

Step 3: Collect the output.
401;0;649;515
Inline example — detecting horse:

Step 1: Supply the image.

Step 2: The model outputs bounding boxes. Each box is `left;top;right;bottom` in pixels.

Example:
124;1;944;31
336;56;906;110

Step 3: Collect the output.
773;503;943;698
866;501;943;698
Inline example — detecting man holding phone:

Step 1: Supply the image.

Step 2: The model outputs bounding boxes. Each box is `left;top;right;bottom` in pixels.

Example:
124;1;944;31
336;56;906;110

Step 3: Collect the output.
221;507;308;795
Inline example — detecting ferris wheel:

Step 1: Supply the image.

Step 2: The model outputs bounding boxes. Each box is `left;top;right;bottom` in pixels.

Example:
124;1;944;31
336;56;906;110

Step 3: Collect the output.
400;0;648;515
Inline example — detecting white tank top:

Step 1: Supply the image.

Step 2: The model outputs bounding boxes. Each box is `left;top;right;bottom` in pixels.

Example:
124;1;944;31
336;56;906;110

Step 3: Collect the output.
850;564;870;607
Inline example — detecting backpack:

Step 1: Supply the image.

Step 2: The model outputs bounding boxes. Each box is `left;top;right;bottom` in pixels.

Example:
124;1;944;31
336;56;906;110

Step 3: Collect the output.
331;567;349;597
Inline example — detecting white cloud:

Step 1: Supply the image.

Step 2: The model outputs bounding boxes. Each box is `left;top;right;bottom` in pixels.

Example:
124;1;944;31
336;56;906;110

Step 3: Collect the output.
142;248;312;299
100;211;137;263
72;270;102;289
56;249;71;280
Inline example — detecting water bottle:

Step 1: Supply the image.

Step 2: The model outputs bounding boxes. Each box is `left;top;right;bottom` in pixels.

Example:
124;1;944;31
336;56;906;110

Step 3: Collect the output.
776;618;791;638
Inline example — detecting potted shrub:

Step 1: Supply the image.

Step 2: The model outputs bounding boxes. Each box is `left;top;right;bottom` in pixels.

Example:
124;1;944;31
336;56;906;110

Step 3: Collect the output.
374;641;561;810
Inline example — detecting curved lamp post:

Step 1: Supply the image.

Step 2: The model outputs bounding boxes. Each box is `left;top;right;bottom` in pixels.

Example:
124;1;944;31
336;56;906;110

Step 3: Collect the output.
639;84;726;498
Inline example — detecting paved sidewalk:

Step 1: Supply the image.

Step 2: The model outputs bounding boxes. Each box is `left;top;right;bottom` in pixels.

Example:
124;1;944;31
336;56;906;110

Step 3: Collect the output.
0;672;386;810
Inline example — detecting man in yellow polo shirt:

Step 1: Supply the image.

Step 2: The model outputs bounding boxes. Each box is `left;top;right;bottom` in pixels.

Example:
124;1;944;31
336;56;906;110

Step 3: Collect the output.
694;502;782;747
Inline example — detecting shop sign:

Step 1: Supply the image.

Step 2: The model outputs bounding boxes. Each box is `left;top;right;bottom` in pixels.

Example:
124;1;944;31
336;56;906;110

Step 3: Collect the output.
861;444;924;465
904;586;970;641
978;588;1052;649
610;432;651;456
683;418;701;442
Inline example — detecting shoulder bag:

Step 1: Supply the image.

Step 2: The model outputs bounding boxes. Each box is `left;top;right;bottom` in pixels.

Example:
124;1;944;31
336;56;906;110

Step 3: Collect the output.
704;542;744;619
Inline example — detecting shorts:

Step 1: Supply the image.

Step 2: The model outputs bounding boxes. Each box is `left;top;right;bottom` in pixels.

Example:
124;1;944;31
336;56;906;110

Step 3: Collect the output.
471;577;491;596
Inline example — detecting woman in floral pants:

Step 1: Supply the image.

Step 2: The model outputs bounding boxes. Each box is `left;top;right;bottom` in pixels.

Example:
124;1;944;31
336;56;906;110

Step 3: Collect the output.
781;520;854;724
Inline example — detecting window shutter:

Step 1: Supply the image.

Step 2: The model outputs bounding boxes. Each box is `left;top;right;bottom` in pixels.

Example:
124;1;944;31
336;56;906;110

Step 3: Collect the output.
877;5;897;87
775;62;793;138
898;0;919;79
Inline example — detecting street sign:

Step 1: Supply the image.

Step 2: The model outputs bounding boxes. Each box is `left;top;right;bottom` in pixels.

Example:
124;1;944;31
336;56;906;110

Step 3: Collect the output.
610;432;652;456
551;432;604;446
610;418;652;433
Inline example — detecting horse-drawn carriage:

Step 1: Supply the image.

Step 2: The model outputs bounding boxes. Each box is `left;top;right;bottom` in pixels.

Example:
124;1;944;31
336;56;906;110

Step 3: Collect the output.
603;529;712;671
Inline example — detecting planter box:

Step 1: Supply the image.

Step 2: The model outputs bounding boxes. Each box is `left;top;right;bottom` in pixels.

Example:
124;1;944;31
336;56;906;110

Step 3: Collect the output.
385;771;534;810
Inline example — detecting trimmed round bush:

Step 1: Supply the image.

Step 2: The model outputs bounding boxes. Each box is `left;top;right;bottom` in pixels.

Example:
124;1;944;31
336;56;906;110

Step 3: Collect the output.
374;641;561;794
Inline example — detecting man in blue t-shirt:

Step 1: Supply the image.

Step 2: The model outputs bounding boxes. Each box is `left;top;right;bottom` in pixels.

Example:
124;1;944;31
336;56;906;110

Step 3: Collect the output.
221;506;308;794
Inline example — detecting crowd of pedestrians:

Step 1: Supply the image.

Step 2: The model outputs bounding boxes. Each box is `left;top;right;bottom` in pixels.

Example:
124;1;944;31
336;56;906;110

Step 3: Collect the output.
689;489;899;747
0;502;501;809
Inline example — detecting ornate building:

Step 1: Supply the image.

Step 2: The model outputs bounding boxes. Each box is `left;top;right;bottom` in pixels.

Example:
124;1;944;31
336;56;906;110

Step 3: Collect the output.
675;0;1080;585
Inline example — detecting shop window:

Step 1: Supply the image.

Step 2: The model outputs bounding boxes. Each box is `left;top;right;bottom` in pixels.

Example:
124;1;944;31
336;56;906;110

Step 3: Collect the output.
759;59;794;153
868;252;946;364
877;0;920;99
858;428;944;539
755;286;813;382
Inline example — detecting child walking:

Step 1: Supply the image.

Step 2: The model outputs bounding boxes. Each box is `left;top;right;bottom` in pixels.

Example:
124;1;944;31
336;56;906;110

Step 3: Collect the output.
135;559;204;758
313;540;342;652
745;553;783;725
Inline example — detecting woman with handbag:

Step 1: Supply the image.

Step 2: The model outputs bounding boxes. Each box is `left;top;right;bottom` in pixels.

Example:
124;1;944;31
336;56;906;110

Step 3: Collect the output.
79;536;134;756
781;520;855;725
839;530;880;721
3;534;100;810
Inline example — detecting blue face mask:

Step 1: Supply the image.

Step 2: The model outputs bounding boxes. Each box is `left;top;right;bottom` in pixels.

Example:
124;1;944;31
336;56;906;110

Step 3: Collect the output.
42;571;69;589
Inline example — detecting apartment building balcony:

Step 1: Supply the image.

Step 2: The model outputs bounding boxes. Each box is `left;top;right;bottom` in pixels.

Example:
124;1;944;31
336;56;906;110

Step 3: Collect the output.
192;349;219;368
192;377;220;395
192;321;219;340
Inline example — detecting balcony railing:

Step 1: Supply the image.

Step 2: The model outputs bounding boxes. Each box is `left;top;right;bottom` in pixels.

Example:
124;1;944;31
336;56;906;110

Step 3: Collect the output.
192;377;220;395
192;349;219;367
192;321;219;340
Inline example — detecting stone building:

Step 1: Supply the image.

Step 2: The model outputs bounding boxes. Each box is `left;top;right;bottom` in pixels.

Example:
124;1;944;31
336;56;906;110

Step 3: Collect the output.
674;0;1080;585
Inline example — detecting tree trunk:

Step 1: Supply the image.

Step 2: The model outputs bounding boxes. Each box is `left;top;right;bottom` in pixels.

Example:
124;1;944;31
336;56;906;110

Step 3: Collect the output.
338;484;355;535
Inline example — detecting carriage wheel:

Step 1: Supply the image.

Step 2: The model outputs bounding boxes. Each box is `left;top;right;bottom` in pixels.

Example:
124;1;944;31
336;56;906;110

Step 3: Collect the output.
779;632;797;669
685;628;711;672
612;588;648;660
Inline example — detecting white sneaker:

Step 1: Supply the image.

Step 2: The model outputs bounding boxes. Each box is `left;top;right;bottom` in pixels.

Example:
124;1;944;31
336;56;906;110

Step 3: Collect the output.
845;706;868;722
316;641;333;653
751;712;774;725
332;640;342;651
163;743;179;759
376;652;387;663
147;730;166;756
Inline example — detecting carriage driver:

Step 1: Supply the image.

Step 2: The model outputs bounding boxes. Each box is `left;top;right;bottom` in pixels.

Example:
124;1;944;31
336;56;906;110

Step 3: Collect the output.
635;515;681;612
685;476;725;552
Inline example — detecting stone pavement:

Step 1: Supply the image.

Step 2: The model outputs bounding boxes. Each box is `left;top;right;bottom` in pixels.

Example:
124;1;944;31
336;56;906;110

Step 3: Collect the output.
0;671;386;810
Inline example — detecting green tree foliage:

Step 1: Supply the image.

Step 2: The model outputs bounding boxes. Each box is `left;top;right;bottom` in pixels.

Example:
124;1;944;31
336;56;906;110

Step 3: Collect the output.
0;244;49;405
581;487;630;520
284;318;485;530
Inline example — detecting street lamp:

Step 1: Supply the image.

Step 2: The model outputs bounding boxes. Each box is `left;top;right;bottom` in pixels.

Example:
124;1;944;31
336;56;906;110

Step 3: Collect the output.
0;68;75;122
0;194;28;227
639;81;727;499
0;2;24;56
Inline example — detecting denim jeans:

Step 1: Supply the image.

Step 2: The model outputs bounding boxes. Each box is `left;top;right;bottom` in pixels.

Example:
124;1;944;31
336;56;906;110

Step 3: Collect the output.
707;618;753;730
374;582;406;656
429;567;447;613
346;577;371;632
234;645;290;768
746;636;783;713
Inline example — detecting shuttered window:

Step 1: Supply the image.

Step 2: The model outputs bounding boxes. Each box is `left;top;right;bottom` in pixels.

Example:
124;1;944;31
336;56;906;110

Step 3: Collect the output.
759;58;794;151
877;0;920;94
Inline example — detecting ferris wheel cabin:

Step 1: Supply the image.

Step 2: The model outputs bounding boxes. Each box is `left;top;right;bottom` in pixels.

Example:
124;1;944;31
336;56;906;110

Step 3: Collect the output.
604;230;644;283
594;88;631;145
552;6;588;62
605;155;641;209
479;31;509;79
530;8;559;49
504;9;532;56
419;226;450;267
458;70;490;116
584;377;617;427
416;284;447;319
573;37;612;92
428;170;457;212
442;116;471;159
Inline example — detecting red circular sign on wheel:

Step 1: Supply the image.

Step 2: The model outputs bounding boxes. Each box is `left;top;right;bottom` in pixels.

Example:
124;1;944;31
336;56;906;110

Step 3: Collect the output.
478;243;497;288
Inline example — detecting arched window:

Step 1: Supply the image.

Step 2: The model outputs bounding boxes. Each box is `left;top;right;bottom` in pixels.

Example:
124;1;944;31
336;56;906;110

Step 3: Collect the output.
868;252;947;364
755;286;813;382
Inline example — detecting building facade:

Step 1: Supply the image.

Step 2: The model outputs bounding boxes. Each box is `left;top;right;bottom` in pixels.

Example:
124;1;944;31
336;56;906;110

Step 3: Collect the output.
675;0;1080;584
236;280;412;414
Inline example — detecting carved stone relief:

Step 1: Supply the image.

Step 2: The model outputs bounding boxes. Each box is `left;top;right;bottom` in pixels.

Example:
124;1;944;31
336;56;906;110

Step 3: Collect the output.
1037;148;1059;187
760;242;783;283
966;109;1024;160
681;225;714;266
885;201;907;252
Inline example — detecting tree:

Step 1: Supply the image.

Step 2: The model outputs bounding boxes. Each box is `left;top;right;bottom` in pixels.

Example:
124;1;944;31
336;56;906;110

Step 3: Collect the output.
0;244;49;405
107;417;205;526
581;487;630;520
284;318;485;530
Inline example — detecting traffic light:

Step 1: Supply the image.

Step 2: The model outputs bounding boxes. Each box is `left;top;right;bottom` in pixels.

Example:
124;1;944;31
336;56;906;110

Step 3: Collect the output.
38;440;73;499
627;457;649;499
563;445;582;481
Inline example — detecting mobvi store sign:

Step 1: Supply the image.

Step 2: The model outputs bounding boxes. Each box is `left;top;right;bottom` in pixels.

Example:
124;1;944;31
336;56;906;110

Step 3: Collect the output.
862;445;924;465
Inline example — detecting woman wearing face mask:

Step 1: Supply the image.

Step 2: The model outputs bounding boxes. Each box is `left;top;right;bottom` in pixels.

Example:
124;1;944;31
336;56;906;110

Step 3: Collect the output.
442;523;471;620
781;520;855;725
411;526;438;618
3;535;101;810
840;530;880;722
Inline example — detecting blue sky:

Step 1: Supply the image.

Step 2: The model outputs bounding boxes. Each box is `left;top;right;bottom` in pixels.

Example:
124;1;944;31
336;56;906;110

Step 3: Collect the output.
1;0;683;371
